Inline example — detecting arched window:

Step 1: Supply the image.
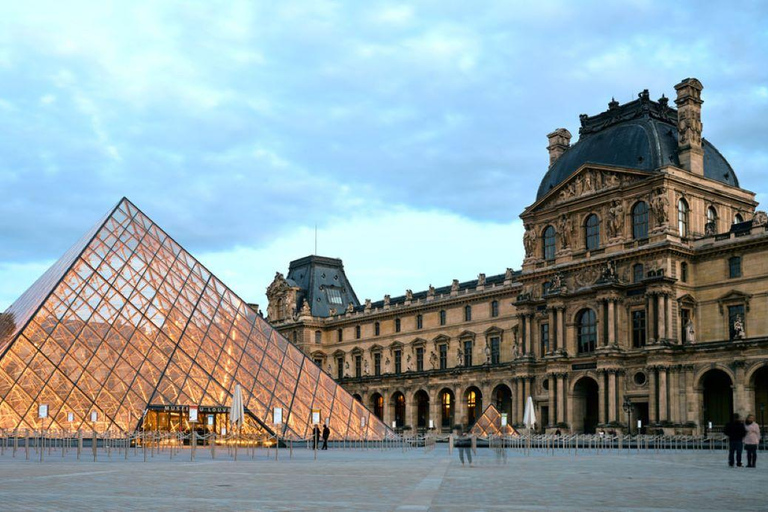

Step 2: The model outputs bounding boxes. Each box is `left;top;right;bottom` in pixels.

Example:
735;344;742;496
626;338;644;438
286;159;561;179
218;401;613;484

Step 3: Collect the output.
678;199;689;236
577;309;597;354
633;263;644;283
543;225;556;261
706;206;718;234
632;202;649;240
585;214;600;251
734;213;744;224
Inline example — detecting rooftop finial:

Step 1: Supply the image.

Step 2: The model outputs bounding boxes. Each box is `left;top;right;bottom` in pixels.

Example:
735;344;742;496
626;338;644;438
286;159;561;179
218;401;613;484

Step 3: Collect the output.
608;97;619;110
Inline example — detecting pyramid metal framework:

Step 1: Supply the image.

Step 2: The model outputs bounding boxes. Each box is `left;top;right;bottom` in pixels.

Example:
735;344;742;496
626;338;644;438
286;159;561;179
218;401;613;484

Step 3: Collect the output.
469;404;519;438
0;198;392;440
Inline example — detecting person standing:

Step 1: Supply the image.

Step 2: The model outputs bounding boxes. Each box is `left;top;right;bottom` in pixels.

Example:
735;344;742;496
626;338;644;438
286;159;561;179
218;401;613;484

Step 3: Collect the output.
322;424;330;450
744;414;761;468
312;424;320;451
724;413;747;467
456;432;473;467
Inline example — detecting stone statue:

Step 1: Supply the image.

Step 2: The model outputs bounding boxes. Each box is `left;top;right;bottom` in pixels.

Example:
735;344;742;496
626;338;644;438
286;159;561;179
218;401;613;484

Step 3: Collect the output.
607;200;624;238
505;268;513;281
513;339;520;359
685;320;695;344
384;295;390;307
405;289;413;301
550;272;562;291
406;354;412;372
650;188;669;226
364;359;369;375
429;351;437;369
300;299;311;316
484;344;491;364
753;211;768;227
477;273;486;287
327;363;332;374
558;214;573;249
732;315;745;340
451;279;460;295
600;260;618;282
427;285;436;299
457;348;464;367
523;224;537;258
346;302;354;314
364;298;372;311
385;357;391;372
328;308;337;316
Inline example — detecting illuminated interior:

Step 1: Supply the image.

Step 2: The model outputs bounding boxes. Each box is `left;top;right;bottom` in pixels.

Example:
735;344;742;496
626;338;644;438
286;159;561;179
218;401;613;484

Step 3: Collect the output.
469;404;519;437
0;198;392;440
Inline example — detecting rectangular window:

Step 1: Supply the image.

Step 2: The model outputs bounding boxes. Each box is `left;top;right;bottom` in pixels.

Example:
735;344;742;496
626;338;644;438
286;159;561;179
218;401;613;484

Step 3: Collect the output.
394;349;402;375
632;309;646;348
680;308;691;343
374;322;380;336
439;344;447;369
315;330;322;344
729;256;742;278
355;325;361;339
463;340;472;367
490;336;500;364
416;347;424;371
416;314;423;329
540;323;550;356
355;355;361;378
491;300;499;318
464;306;472;322
314;358;323;368
728;304;745;339
336;357;344;380
374;352;381;376
395;318;401;333
337;329;342;342
439;310;447;326
326;287;343;305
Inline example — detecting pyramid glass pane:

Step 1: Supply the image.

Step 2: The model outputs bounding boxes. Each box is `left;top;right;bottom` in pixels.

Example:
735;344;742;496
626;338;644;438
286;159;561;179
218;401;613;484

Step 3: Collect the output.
469;404;519;437
0;198;393;439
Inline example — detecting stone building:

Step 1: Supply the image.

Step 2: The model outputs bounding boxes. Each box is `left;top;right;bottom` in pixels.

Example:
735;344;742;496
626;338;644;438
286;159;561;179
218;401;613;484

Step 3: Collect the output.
265;78;768;435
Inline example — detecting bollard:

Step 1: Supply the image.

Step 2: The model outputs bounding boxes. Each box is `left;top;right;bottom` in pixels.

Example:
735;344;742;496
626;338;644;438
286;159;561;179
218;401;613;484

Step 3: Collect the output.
92;431;97;462
290;439;293;459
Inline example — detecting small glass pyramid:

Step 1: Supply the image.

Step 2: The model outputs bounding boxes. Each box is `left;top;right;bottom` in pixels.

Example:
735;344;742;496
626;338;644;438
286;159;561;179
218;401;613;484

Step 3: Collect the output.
469;404;519;437
0;198;391;440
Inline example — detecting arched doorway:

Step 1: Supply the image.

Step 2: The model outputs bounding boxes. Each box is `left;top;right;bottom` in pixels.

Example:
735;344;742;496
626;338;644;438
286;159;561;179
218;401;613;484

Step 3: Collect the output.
371;393;384;421
753;366;768;432
439;388;455;431
492;384;513;419
702;369;733;428
464;386;483;427
414;390;430;429
572;377;599;433
392;392;406;428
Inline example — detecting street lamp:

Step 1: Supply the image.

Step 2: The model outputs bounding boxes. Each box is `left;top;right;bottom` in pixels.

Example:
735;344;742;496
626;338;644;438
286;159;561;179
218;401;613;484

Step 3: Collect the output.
622;397;632;434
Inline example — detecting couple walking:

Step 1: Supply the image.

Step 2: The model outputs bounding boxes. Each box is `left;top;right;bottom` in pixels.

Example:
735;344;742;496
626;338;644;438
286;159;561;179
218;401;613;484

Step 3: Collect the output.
312;424;331;450
724;413;761;468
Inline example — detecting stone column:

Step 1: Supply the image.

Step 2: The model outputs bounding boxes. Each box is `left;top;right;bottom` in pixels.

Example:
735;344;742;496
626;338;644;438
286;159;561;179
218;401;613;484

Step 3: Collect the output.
669;367;680;424
516;378;524;424
598;371;607;425
684;365;697;424
616;371;626;426
608;370;617;423
548;375;556;426
646;293;655;344
648;369;658;424
455;390;466;428
734;361;747;416
658;367;668;422
429;390;440;430
383;390;392;427
528;315;535;356
666;294;674;343
557;374;566;424
657;295;666;342
548;309;556;355
599;300;608;347
608;300;616;346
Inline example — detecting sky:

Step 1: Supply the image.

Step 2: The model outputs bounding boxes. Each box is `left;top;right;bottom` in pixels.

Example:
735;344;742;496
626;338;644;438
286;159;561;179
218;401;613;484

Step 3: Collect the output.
1;1;767;312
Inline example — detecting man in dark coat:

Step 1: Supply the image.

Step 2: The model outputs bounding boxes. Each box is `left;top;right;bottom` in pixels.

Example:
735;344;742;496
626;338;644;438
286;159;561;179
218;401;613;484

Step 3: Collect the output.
724;413;747;467
322;424;330;450
312;424;320;450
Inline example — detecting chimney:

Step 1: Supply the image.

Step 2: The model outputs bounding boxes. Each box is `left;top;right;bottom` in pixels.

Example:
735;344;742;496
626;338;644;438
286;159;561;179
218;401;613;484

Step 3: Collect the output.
547;128;572;167
674;78;704;175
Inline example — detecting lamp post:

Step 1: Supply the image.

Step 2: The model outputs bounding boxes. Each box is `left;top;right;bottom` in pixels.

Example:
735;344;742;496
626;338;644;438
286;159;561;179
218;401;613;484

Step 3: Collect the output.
622;397;632;434
761;403;765;446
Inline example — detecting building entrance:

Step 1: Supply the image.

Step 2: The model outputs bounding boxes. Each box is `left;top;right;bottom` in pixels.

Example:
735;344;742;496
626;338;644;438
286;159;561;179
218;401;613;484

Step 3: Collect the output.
141;405;236;435
572;377;599;433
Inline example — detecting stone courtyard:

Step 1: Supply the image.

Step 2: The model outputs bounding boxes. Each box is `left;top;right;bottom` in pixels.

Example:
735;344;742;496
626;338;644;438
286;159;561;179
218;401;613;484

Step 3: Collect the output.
0;444;764;511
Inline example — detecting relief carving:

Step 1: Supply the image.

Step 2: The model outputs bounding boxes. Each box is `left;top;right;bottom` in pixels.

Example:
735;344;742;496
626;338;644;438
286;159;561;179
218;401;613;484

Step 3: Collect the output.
558;214;573;249
606;200;624;239
650;187;670;226
523;224;537;258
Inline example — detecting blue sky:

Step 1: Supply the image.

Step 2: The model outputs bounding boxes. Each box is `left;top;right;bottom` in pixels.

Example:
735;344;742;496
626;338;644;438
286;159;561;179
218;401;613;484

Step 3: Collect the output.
1;1;767;312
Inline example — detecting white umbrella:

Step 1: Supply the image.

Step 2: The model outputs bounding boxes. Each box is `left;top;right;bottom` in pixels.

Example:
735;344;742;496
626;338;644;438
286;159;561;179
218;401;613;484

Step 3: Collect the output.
522;396;537;430
230;383;244;428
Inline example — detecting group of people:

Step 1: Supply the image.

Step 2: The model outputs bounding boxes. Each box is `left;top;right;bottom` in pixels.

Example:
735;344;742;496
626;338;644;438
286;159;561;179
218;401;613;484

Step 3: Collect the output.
312;424;331;450
724;414;761;468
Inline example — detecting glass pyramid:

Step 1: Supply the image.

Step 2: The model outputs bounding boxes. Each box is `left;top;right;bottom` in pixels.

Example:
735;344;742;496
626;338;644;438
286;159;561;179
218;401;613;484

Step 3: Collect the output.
0;198;392;440
469;404;519;438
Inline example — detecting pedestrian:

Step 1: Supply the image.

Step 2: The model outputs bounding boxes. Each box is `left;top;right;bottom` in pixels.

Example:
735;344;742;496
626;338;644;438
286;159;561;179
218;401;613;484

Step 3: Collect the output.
744;414;761;468
456;431;473;467
724;413;747;467
312;424;320;450
322;424;330;450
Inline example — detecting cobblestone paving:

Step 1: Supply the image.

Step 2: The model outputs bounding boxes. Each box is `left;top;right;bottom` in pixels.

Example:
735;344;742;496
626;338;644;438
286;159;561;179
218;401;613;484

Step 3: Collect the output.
0;444;764;511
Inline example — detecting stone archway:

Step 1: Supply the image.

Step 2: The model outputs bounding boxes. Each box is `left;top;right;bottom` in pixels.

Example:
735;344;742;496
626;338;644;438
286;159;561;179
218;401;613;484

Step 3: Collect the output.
438;388;455;431
463;386;483;427
572;376;599;433
492;383;513;420
753;365;768;431
370;393;384;421
392;392;406;428
413;390;430;429
701;369;733;429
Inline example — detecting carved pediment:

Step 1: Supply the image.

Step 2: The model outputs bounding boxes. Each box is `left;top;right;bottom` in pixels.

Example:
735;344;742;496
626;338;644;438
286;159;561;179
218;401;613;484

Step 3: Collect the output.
432;334;451;349
369;344;383;354
310;351;327;360
717;290;751;313
677;293;697;306
410;337;427;348
332;349;346;357
458;330;476;341
533;165;647;211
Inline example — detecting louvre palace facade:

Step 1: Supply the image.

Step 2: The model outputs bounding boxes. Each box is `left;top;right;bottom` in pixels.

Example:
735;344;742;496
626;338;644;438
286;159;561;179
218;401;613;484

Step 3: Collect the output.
266;78;768;435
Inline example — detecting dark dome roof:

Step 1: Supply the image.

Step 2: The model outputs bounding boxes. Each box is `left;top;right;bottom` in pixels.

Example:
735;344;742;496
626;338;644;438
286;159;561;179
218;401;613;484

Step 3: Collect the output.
536;94;739;201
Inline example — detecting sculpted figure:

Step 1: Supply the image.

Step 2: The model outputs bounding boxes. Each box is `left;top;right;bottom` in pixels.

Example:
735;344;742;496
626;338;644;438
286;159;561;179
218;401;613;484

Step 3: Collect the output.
456;348;464;367
301;299;311;316
650;188;670;226
364;359;370;375
607;200;624;238
523;224;537;257
430;351;437;369
685;320;695;344
732;315;745;340
485;345;491;364
405;289;413;301
477;273;486;287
